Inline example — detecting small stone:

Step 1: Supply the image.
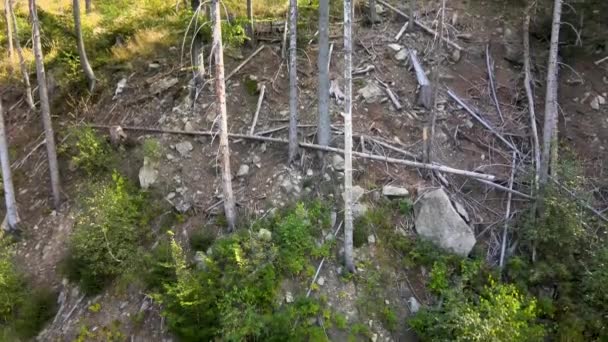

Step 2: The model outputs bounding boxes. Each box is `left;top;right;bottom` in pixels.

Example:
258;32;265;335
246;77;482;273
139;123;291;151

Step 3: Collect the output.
258;228;272;241
382;185;409;197
138;157;158;190
395;49;409;61
371;333;378;342
387;43;403;52
285;292;294;303
237;164;250;177
184;121;194;132
368;234;376;244
408;297;421;314
166;192;176;200
385;299;390;305
357;81;384;103
175;141;194;157
317;277;326;286
252;155;261;164
166;153;175;161
332;154;345;171
598;95;606;105
449;49;461;63
323;173;331;181
120;301;128;310
148;62;161;69
306;169;314;177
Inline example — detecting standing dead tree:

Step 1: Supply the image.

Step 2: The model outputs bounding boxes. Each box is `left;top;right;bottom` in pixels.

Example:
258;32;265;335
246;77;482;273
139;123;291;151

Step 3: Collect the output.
539;0;563;191
317;0;331;149
288;0;299;163
8;0;35;110
73;0;96;92
189;0;204;102
0;99;20;232
343;0;355;273
4;0;14;60
211;0;236;231
246;0;256;45
30;0;62;209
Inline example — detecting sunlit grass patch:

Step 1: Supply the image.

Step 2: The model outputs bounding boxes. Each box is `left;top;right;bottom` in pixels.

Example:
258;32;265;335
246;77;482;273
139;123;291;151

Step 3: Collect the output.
111;28;172;62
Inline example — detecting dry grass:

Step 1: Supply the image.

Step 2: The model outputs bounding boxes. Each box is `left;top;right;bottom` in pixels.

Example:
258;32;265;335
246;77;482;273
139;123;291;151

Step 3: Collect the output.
111;28;172;61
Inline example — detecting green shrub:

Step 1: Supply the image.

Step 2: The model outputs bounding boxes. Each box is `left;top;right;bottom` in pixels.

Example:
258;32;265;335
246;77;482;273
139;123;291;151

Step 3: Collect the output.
154;202;334;340
410;279;544;341
0;239;22;324
65;172;148;293
62;126;113;175
142;138;163;163
189;229;216;252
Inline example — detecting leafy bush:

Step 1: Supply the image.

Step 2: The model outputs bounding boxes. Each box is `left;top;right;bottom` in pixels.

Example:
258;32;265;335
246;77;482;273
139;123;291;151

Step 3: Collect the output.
62;126;113;175
65;172;148;293
154;202;334;340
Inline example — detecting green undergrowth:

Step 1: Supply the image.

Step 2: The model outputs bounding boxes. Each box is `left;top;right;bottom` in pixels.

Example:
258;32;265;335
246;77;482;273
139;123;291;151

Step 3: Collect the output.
150;201;349;341
0;234;56;340
60;126;114;175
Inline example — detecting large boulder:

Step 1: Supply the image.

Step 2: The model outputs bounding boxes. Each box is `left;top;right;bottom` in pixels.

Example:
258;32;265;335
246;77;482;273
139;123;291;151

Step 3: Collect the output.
414;189;476;256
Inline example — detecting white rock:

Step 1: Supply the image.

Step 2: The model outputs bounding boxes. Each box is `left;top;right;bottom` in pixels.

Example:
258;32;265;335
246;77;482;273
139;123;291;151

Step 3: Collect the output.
408;297;421;314
332;154;345;171
138;157;158;190
237;164;250;177
382;185;409;197
395;49;409;61
306;169;314;177
388;43;403;52
113;78;127;100
175;141;193;157
184;121;194;132
591;96;600;110
317;277;325;286
368;234;376;244
285;291;294;303
357;81;384;103
258;228;272;241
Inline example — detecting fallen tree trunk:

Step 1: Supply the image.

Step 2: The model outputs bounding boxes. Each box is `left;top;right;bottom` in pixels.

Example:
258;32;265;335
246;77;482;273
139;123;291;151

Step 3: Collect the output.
89;124;496;181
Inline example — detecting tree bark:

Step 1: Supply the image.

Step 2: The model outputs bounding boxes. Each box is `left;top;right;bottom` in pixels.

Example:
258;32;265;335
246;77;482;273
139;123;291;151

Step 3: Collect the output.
539;0;562;190
317;0;330;148
85;0;91;14
523;13;541;194
246;0;256;45
288;0;298;163
9;0;34;110
369;0;376;25
190;0;204;102
29;0;62;209
212;0;236;231
343;0;355;274
0;99;20;231
73;0;96;92
4;0;14;60
408;0;415;32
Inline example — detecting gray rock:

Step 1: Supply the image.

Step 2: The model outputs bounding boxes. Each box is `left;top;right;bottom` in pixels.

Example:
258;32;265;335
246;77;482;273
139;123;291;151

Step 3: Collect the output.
285;291;294;303
395;49;409;61
452;200;470;223
343;185;365;203
408;297;421;314
138;157;158;190
317;276;325;286
237;164;250;177
591;95;605;110
150;76;179;94
382;185;409;197
449;49;461;63
175;141;193;157
174;199;192;213
353;203;369;219
332;154;345;171
258;228;272;241
415;189;476;256
357;81;384;103
184;121;194;132
368;234;376;244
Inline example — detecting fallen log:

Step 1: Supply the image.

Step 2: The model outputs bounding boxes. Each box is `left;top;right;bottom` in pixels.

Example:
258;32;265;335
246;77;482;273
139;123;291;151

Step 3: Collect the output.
409;50;432;109
89;124;496;181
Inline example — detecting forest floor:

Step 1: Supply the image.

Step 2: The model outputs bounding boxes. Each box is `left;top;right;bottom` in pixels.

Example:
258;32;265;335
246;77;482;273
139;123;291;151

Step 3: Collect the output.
1;0;607;340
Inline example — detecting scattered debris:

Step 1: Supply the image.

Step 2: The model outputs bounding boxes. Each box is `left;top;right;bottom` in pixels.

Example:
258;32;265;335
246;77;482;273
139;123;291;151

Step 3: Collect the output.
414;188;476;256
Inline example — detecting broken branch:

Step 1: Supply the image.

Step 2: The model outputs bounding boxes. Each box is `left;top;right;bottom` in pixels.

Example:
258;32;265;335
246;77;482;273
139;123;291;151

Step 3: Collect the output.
227;44;266;81
486;44;504;123
409;50;432;109
249;84;266;135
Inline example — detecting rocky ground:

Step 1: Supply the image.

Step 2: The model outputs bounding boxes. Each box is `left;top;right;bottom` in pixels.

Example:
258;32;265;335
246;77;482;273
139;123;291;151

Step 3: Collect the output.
1;0;607;340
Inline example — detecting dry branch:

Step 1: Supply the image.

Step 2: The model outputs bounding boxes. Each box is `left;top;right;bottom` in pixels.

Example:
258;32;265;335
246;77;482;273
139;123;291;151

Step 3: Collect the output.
499;152;516;269
249;84;266;135
89;124;496;181
523;13;541;198
377;0;463;51
409;50;432;109
375;77;403;110
447;89;520;154
394;21;409;41
226;44;266;81
486;44;504;123
594;56;608;66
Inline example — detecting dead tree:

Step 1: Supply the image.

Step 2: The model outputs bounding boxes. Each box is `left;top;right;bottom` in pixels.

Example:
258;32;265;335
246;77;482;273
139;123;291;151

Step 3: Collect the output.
343;0;355;274
246;0;256;45
523;12;541;201
190;0;204;102
8;0;34;110
30;0;62;209
288;0;299;163
212;0;236;231
408;0;415;32
73;0;96;92
0;99;20;232
539;0;562;190
369;0;376;24
317;0;331;148
4;0;14;60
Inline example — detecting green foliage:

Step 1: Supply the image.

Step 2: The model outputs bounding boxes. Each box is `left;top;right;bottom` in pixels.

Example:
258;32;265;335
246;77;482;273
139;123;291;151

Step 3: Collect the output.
64;172;148;293
62;126;113;175
0;236;56;339
189;229;216;252
410;279;544;342
428;261;450;295
154;202;333;341
142;138;163;163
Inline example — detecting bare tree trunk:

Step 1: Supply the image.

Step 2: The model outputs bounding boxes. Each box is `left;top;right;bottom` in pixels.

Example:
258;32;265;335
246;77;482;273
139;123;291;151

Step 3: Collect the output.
29;0;62;209
246;0;256;45
85;0;91;14
0;99;20;231
539;0;562;190
408;0;415;32
343;0;355;274
288;0;298;163
73;0;96;92
190;0;204;102
523;13;541;194
212;0;236;231
369;0;376;25
9;0;34;110
4;0;14;60
317;0;330;148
